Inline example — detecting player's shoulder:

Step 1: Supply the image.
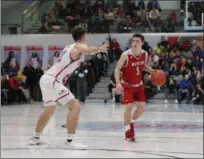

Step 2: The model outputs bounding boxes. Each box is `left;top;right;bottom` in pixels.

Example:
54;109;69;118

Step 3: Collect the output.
141;49;148;54
122;49;132;56
74;43;87;49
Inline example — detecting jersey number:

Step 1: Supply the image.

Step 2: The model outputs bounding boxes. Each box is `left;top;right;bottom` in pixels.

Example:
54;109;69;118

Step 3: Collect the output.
136;67;140;75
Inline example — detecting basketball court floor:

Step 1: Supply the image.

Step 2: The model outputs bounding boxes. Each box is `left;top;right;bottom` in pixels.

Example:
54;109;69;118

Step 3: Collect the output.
1;101;203;158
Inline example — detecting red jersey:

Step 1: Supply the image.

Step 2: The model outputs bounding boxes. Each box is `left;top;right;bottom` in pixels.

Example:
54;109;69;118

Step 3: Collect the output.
121;49;148;84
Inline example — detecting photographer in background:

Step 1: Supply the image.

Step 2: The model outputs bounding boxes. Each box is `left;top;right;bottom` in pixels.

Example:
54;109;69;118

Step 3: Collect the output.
75;62;88;102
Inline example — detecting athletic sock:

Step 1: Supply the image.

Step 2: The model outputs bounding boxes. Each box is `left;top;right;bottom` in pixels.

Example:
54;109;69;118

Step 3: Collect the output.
125;125;130;131
67;134;74;143
33;132;41;139
131;119;136;124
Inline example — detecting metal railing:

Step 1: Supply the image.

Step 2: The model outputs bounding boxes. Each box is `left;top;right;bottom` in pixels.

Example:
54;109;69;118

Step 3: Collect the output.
21;1;41;33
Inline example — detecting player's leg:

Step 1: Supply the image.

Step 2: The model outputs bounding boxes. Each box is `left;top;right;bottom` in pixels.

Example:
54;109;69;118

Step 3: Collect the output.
121;84;135;141
29;75;58;145
30;104;57;145
56;87;87;149
132;102;145;121
131;85;146;135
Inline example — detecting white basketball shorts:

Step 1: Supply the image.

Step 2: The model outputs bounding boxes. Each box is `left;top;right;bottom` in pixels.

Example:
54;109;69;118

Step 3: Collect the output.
40;74;75;106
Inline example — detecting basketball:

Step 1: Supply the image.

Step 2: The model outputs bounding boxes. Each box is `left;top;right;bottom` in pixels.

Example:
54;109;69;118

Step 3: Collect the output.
151;70;166;87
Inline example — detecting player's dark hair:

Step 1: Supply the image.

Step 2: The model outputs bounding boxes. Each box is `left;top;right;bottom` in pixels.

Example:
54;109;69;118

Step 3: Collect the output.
71;26;87;41
132;34;145;42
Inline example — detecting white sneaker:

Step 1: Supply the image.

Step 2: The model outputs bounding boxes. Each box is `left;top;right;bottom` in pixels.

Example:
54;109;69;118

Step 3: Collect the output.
175;99;178;104
164;99;168;104
65;141;87;150
29;137;47;145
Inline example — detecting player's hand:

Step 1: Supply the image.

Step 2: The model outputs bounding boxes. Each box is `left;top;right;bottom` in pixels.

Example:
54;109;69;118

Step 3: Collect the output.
116;83;123;92
99;43;109;53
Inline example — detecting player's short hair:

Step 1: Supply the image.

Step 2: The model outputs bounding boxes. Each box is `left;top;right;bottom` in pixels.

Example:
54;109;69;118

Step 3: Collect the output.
132;34;145;42
71;26;87;41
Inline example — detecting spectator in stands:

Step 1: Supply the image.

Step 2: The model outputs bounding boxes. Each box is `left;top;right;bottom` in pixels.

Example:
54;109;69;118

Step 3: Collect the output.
47;8;57;26
75;62;88;102
111;38;121;60
164;74;178;104
136;0;145;10
192;56;203;71
92;0;104;13
7;63;18;75
33;64;43;101
192;82;204;104
149;7;160;27
81;7;92;20
178;74;192;104
191;18;197;26
37;21;51;34
152;0;162;12
180;0;186;10
178;10;185;27
104;8;114;24
121;14;132;32
193;46;204;59
84;61;96;95
108;72;116;102
165;14;176;32
30;52;41;69
55;0;64;19
147;0;153;12
1;74;10;104
116;4;123;17
8;74;27;103
49;51;60;66
4;51;18;70
190;67;200;86
78;19;88;31
143;73;156;101
23;60;35;100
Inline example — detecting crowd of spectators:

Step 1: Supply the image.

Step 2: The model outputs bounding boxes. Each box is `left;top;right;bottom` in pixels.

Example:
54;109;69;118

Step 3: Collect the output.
38;0;193;34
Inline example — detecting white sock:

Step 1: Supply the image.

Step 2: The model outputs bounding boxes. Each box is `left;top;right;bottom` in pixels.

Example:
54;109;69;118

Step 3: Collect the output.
67;134;75;143
33;132;40;139
131;119;136;123
125;125;130;131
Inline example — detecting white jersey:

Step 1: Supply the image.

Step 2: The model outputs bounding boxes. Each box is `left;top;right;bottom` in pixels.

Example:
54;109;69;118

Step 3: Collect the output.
46;43;82;83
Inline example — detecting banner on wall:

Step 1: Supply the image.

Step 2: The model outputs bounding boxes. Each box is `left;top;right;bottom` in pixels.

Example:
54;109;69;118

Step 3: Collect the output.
26;46;43;69
3;46;22;68
48;45;64;66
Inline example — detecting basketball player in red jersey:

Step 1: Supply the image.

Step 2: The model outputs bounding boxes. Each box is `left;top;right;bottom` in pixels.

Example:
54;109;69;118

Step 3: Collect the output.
29;26;108;149
115;34;154;141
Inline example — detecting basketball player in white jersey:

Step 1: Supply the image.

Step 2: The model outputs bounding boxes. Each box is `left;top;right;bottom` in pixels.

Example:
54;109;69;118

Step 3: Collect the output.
29;26;108;149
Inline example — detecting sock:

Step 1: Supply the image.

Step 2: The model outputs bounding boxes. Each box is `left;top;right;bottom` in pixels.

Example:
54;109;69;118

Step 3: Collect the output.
33;132;41;139
125;125;130;131
67;134;74;143
131;119;136;124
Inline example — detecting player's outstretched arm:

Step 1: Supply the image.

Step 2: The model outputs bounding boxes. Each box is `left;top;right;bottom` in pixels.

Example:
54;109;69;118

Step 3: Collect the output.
115;53;127;84
76;43;108;55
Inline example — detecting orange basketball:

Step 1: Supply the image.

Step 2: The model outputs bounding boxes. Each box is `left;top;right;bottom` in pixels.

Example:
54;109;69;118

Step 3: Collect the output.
151;70;166;87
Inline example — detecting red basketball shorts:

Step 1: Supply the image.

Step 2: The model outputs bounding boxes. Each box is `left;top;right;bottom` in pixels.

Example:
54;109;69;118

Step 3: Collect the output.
121;83;146;105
